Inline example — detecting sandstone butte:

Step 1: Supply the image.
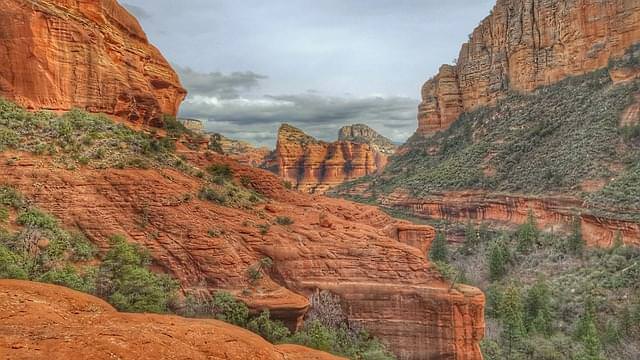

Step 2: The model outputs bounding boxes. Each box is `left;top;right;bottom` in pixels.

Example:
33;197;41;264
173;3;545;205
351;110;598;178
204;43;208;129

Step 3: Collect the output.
0;279;344;360
0;0;186;127
267;124;395;194
0;150;484;360
418;0;640;135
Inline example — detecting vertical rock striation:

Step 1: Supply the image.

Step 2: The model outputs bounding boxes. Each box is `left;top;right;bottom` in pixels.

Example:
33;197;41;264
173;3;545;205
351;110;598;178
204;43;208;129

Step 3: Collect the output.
418;0;640;135
270;124;395;193
0;0;186;126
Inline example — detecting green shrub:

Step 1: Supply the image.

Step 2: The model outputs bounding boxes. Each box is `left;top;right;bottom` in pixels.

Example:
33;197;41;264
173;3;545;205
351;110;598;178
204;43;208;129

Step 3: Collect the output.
162;116;191;138
198;187;226;204
275;216;294;226
258;223;270;235
211;291;250;327
0;186;25;209
0;244;28;279
0;207;8;223
283;181;293;190
68;232;98;261
96;235;177;313
17;209;58;231
206;163;233;181
38;265;96;293
247;310;291;343
287;320;395;360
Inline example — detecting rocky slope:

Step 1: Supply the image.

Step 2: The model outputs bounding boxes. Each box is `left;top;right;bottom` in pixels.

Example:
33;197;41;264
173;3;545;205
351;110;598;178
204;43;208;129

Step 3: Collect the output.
0;146;484;360
0;280;342;360
418;0;640;135
337;64;640;247
208;133;272;168
0;0;186;126
268;124;394;194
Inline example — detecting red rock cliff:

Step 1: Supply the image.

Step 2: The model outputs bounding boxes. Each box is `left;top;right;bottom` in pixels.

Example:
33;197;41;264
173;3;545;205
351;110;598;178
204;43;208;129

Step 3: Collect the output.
270;124;393;193
0;0;186;126
418;0;640;135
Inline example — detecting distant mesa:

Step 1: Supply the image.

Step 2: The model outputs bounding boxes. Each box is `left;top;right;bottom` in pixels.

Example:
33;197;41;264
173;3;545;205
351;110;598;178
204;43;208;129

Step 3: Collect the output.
338;124;396;155
179;118;205;134
266;123;396;193
0;0;186;127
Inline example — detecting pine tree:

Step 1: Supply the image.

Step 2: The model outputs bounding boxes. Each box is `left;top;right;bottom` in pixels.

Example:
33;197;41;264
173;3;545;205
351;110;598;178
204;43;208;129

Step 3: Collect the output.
429;231;448;262
488;235;510;281
524;277;553;336
568;217;585;255
499;284;526;359
516;210;539;253
461;221;478;255
576;297;603;360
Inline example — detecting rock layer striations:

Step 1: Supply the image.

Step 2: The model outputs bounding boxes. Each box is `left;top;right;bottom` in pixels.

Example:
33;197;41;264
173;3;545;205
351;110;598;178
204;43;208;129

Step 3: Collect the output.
0;151;484;360
418;0;640;135
269;124;394;193
0;0;186;126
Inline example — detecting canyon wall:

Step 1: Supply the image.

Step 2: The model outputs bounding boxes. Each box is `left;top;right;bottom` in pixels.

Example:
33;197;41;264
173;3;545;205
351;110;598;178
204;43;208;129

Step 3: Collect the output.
418;0;640;135
379;190;640;247
270;124;394;193
0;151;484;360
0;0;186;126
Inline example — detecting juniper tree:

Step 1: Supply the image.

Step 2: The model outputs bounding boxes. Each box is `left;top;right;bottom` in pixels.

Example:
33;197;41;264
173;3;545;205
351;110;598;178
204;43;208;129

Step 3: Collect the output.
499;284;526;359
429;231;448;262
524;277;553;336
488;235;510;281
516;210;539;253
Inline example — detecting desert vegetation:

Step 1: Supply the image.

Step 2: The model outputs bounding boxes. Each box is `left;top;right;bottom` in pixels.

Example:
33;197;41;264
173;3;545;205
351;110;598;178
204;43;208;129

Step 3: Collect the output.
336;67;640;221
428;215;640;360
0;185;394;359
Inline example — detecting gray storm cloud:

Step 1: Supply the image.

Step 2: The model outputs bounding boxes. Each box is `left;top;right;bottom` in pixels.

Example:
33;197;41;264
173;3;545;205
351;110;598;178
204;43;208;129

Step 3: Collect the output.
176;67;417;147
125;0;496;146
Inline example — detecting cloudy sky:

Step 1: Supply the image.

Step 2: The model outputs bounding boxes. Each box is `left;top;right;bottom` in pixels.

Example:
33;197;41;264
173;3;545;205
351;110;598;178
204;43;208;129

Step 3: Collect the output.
123;0;494;147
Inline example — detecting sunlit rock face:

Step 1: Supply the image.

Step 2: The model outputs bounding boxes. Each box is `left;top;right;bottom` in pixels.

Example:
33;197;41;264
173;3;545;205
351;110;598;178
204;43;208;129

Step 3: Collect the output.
270;124;394;193
0;0;186;126
418;0;640;135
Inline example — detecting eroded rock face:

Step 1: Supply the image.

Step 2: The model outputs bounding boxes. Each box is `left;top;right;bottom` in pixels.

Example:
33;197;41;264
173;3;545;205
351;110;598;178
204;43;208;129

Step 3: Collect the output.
209;133;272;168
0;280;343;360
0;151;484;360
379;190;640;247
418;0;640;135
269;124;393;193
0;0;186;126
338;124;397;155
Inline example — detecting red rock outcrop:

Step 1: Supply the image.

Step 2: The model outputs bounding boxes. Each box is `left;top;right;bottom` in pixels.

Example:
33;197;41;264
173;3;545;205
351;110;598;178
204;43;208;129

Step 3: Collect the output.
0;0;186;126
269;124;392;193
418;0;640;135
209;133;272;168
0;280;343;360
0;151;484;360
378;190;640;247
